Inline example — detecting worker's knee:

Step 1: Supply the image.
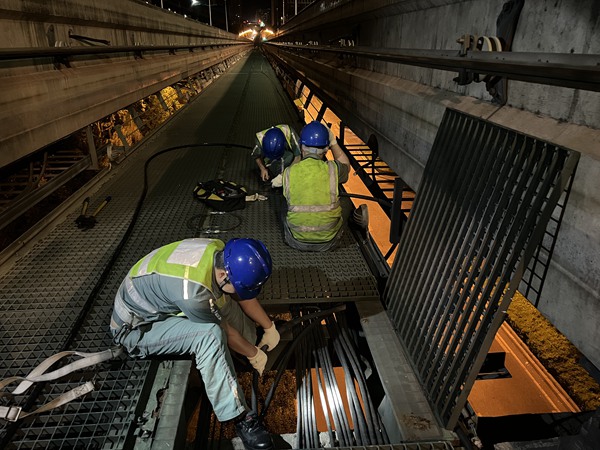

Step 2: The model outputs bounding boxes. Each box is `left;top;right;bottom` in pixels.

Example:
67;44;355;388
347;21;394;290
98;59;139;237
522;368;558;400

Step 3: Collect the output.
192;323;231;372
191;322;226;355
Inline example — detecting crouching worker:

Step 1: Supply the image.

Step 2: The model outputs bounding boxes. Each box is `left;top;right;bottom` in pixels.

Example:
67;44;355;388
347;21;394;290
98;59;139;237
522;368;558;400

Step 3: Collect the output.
251;124;301;185
110;238;280;450
282;121;351;251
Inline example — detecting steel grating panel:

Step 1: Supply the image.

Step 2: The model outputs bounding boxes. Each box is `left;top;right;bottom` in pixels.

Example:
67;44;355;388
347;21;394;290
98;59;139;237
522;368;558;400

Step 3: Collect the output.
383;108;580;429
195;144;380;305
8;360;152;449
1;50;378;447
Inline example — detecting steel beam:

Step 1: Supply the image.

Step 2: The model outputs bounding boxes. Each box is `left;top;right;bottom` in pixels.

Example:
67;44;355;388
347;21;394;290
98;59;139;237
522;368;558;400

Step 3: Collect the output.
269;44;600;93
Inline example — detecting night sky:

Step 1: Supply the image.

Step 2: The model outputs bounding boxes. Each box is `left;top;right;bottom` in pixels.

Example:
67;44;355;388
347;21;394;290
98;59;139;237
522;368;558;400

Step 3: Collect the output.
147;0;274;31
240;0;272;25
242;0;271;16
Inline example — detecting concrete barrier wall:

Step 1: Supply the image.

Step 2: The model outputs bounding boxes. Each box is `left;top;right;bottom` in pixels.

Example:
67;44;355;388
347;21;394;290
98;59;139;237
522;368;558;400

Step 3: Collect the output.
0;0;251;168
274;0;600;370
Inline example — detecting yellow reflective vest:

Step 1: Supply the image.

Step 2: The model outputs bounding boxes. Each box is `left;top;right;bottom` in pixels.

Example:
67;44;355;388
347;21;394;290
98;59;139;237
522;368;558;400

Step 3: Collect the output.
283;157;342;243
114;239;227;326
130;239;223;287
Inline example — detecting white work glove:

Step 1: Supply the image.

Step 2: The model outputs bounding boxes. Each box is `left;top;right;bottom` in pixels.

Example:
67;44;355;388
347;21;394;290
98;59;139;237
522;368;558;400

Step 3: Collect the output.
258;321;280;351
270;173;283;188
245;193;268;202
248;347;267;375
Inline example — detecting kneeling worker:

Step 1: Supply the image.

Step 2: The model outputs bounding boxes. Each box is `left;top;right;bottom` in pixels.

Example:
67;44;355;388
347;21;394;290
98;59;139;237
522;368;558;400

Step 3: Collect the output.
110;238;280;450
251;124;301;184
282;121;351;251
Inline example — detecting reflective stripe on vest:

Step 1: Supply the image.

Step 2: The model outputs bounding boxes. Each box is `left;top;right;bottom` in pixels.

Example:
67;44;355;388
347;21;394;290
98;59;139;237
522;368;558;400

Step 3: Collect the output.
283;158;342;242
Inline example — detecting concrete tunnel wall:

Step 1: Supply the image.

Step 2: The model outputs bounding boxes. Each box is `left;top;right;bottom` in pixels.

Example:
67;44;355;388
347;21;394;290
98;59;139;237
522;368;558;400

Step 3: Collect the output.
276;0;600;370
0;0;250;168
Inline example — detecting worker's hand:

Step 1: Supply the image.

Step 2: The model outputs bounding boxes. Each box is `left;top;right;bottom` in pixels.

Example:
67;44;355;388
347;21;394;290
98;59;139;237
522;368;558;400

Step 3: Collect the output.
270;174;283;188
260;168;270;181
327;126;337;146
258;321;280;351
248;347;267;375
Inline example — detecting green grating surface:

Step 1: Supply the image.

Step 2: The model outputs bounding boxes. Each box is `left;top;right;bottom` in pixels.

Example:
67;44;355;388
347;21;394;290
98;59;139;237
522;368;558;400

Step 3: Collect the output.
0;50;379;448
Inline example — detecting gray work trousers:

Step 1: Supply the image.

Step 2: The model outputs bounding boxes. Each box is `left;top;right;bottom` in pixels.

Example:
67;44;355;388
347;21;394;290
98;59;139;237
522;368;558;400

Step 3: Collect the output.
114;298;256;422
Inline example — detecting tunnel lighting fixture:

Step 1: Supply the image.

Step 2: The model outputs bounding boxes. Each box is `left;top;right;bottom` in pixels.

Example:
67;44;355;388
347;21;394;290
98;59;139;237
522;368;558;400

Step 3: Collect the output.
238;28;258;40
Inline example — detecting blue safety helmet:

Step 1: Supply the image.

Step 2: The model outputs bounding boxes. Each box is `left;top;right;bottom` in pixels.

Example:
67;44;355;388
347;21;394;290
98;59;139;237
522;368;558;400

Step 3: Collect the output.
223;238;273;300
262;127;286;160
300;121;329;148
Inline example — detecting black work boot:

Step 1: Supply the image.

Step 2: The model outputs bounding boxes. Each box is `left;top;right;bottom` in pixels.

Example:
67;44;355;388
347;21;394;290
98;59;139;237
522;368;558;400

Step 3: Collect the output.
234;412;274;450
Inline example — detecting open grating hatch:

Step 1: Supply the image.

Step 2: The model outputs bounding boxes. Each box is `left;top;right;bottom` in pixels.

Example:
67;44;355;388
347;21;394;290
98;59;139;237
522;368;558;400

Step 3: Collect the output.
158;301;456;450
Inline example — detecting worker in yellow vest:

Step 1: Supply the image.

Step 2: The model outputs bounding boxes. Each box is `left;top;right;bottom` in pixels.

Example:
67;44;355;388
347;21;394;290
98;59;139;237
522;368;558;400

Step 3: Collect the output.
110;238;279;450
282;121;351;251
251;124;301;184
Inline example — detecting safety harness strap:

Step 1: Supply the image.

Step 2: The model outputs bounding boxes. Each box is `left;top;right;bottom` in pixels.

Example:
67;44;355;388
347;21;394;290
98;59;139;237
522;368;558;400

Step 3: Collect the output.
0;382;95;422
0;347;123;396
0;347;123;422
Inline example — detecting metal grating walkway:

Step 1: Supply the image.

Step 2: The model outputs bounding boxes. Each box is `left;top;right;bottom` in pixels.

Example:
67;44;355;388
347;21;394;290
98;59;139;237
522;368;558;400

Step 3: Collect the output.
0;50;379;448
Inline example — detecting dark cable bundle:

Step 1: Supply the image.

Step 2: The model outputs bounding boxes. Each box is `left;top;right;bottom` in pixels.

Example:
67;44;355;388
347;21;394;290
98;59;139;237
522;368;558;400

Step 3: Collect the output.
193;179;247;212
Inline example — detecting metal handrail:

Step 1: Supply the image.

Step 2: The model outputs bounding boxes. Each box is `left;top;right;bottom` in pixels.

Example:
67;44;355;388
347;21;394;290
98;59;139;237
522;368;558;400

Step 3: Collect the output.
268;43;600;92
0;42;249;61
